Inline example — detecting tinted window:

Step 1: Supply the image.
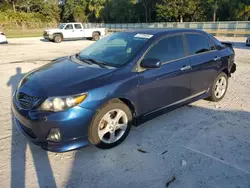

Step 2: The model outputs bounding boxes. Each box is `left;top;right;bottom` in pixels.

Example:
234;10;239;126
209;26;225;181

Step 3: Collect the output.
144;35;185;63
65;24;73;30
74;24;82;29
186;34;215;55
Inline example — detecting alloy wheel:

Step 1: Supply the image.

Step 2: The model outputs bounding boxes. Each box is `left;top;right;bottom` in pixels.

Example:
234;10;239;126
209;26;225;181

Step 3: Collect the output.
215;76;227;98
98;109;128;144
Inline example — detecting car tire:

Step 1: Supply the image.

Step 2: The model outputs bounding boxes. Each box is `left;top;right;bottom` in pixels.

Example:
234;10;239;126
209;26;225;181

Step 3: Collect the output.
88;99;132;149
92;32;100;41
208;72;228;102
53;34;63;43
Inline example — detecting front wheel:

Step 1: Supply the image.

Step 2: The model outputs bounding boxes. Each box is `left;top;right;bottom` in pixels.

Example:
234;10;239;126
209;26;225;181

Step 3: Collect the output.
208;72;228;102
53;34;63;43
88;99;132;149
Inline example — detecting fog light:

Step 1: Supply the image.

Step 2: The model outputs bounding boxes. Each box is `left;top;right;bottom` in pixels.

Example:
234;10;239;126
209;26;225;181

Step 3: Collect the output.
47;128;61;142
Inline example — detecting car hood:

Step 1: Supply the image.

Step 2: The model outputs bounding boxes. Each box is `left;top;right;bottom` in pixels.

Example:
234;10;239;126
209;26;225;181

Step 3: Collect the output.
19;57;116;97
45;29;62;33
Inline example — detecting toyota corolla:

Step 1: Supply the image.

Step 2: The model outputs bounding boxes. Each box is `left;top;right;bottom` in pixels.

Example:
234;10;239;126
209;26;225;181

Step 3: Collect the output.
12;29;236;152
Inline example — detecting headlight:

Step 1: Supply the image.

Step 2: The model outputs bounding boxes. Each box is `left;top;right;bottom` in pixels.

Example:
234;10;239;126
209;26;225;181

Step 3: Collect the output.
40;94;87;112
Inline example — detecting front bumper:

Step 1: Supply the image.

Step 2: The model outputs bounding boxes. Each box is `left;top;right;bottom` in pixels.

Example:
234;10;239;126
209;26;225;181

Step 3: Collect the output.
0;41;8;44
43;33;53;40
12;98;96;152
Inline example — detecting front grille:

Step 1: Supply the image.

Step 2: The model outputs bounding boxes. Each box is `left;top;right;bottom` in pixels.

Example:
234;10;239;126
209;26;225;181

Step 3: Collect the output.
16;92;40;110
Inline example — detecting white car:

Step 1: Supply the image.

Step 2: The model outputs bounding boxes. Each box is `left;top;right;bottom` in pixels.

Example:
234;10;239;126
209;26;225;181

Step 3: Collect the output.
0;32;8;44
246;36;250;46
43;23;106;43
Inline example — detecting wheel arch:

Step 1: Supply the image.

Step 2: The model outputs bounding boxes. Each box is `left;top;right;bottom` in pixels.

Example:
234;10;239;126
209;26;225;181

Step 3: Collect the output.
92;31;101;36
221;67;230;77
53;33;64;38
96;97;138;126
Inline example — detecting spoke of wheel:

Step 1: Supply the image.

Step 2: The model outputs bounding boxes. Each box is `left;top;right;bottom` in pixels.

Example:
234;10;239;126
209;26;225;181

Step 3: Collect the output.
102;113;112;124
117;123;127;131
114;110;124;124
99;127;109;139
109;132;116;143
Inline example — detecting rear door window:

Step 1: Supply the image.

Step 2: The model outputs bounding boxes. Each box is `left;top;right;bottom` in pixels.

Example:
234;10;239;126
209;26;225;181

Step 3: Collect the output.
185;33;215;55
74;24;82;29
144;34;185;63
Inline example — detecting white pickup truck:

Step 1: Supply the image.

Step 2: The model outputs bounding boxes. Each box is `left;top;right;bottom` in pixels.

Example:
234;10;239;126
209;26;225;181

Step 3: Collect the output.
43;23;106;43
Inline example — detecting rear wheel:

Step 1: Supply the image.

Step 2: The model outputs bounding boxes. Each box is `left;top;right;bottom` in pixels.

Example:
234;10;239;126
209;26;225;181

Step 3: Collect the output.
53;34;62;43
92;32;100;41
208;72;228;102
88;99;132;149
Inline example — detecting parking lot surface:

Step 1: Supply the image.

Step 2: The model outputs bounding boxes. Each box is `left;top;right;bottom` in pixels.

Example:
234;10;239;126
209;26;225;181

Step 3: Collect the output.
0;37;250;188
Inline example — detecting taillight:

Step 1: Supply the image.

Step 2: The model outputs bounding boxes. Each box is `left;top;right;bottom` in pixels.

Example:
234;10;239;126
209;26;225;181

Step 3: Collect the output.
0;33;5;35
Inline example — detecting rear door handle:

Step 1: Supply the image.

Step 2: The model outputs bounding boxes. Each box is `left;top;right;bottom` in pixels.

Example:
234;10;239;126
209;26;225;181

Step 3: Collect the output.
181;65;191;71
214;56;221;61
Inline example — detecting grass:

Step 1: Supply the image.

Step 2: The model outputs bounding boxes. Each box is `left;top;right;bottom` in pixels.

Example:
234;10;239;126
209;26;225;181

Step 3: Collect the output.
4;29;44;38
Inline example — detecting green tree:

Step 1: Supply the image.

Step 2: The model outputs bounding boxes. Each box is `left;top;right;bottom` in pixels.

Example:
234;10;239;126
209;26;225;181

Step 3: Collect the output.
87;0;105;22
231;0;250;21
156;0;205;22
103;0;137;23
61;0;88;22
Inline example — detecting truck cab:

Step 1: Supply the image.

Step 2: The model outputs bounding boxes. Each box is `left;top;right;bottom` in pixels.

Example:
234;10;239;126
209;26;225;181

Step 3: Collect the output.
44;23;106;43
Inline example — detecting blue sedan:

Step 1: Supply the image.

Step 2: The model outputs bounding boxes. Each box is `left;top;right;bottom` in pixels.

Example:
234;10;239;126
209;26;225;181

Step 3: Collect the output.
12;29;236;152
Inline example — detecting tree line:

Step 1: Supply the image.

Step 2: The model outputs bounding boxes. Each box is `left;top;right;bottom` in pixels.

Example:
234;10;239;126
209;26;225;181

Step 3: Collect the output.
0;0;249;27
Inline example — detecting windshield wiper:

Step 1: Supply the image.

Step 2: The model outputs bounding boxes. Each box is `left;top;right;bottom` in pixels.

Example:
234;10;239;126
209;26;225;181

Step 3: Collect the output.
83;58;108;68
75;54;107;68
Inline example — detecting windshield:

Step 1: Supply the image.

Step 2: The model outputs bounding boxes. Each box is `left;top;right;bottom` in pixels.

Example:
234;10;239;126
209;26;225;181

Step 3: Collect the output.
58;23;66;29
78;32;152;67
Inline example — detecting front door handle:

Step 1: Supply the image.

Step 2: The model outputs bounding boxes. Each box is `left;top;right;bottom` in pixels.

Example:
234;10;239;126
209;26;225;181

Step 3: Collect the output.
181;65;191;71
214;56;221;61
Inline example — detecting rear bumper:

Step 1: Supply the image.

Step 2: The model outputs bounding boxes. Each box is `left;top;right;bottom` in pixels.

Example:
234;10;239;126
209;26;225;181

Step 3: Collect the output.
12;96;95;152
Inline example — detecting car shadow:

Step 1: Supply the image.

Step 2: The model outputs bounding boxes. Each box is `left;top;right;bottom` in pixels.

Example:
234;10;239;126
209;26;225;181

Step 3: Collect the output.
64;105;250;187
7;67;56;188
40;39;50;42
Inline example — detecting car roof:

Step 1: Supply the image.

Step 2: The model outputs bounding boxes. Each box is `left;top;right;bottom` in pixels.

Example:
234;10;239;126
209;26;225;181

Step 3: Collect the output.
123;28;207;36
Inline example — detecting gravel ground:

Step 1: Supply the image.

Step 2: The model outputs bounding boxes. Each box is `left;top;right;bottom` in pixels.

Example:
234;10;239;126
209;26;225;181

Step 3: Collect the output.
0;37;250;188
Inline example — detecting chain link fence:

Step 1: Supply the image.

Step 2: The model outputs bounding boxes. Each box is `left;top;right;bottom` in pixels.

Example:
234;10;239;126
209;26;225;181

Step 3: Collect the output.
1;21;250;37
87;21;250;37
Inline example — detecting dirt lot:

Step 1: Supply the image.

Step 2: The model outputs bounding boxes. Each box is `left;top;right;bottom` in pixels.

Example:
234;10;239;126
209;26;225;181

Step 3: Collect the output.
0;37;250;188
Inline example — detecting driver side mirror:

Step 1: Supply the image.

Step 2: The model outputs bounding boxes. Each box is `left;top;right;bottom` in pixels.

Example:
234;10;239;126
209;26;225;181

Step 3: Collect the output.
141;58;161;69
